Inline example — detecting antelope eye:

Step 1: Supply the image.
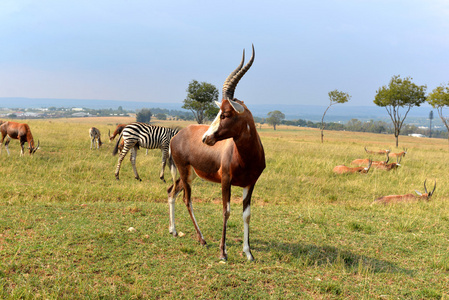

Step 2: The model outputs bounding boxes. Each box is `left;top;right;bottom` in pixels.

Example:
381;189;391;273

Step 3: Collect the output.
221;112;231;119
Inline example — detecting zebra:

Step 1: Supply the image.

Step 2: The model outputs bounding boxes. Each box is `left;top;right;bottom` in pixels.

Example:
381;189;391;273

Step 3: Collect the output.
89;127;102;150
112;122;180;182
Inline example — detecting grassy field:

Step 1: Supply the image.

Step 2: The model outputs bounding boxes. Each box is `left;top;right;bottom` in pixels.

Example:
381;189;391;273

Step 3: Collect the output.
1;117;449;299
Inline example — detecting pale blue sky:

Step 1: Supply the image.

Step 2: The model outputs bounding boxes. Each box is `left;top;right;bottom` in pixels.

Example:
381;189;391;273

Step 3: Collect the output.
1;0;448;107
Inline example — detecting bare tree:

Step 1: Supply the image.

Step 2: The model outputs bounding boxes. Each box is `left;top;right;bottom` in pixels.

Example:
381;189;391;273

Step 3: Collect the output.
321;89;351;143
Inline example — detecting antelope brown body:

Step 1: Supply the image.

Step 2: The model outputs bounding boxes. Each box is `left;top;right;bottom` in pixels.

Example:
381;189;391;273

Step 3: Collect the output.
109;124;128;141
389;148;407;159
333;160;372;174
0;121;39;156
375;156;401;171
167;45;265;261
364;146;390;155
351;157;387;167
373;180;436;204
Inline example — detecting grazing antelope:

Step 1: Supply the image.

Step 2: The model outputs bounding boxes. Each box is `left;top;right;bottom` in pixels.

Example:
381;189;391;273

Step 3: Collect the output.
333;160;372;174
365;146;390;155
0;121;39;156
89;127;102;149
389;148;407;159
112;123;179;182
373;180;436;204
167;45;265;261
108;124;128;142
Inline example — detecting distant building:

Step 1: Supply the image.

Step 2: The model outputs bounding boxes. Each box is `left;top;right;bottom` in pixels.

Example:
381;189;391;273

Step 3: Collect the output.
72;112;91;117
71;107;84;111
408;133;426;138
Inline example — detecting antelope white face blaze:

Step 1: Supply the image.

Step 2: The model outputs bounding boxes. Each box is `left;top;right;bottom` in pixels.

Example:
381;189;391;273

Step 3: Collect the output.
202;107;222;142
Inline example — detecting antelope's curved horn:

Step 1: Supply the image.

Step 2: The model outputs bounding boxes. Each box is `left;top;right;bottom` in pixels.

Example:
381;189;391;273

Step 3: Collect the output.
222;44;255;100
424;179;428;194
108;129;111;138
367;159;372;172
430;180;436;196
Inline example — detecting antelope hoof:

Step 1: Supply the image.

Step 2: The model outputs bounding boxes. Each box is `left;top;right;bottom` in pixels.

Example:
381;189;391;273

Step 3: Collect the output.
170;230;178;237
220;255;228;262
135;178;142;182
160;177;166;183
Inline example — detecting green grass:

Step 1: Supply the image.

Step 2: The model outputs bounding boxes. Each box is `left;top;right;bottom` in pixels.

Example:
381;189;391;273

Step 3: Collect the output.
1;118;449;299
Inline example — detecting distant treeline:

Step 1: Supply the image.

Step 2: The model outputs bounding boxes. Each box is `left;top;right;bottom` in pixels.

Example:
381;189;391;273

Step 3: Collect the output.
254;117;448;139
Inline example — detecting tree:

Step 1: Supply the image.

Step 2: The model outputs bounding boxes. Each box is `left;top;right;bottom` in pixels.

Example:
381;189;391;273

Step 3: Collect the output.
155;113;167;120
427;83;449;145
136;108;152;123
374;75;426;147
321;89;351;143
266;110;285;130
182;80;219;124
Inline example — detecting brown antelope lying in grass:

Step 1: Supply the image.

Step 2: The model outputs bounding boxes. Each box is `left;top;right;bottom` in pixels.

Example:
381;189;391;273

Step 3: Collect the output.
374;155;401;171
389;148;407;159
0;121;39;156
89;127;102;149
351;156;388;167
333;160;372;174
373;180;436;204
167;45;265;261
365;146;390;155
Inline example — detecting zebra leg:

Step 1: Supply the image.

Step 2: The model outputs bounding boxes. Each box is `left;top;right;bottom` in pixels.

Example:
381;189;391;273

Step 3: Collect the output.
159;148;168;183
130;146;141;181
114;146;129;180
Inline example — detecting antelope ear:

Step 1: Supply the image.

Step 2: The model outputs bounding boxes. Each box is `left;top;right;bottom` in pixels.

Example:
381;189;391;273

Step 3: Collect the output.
215;101;222;109
229;100;245;114
414;190;422;196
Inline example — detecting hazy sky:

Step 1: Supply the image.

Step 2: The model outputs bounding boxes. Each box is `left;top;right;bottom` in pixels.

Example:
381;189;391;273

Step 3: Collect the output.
1;0;449;107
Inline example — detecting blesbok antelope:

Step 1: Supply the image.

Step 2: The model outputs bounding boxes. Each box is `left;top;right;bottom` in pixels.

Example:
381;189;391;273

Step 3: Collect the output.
109;124;128;142
167;45;265;261
89;127;102;149
373;180;436;204
0;121;39;156
364;146;390;155
389;148;407;159
333;160;372;174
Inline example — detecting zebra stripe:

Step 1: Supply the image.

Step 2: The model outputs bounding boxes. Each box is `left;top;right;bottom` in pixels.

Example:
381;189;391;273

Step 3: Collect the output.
113;122;180;182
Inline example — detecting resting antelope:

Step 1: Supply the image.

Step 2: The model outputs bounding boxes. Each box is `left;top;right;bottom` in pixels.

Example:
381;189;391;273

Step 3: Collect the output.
365;146;390;155
167;45;265;261
375;155;401;171
89;127;102;149
0;121;39;156
333;160;372;174
389;148;407;159
351;156;387;167
373;180;436;204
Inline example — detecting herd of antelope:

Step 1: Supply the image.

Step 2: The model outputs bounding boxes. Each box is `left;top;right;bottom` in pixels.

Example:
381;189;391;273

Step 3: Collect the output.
0;45;440;261
333;146;436;204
